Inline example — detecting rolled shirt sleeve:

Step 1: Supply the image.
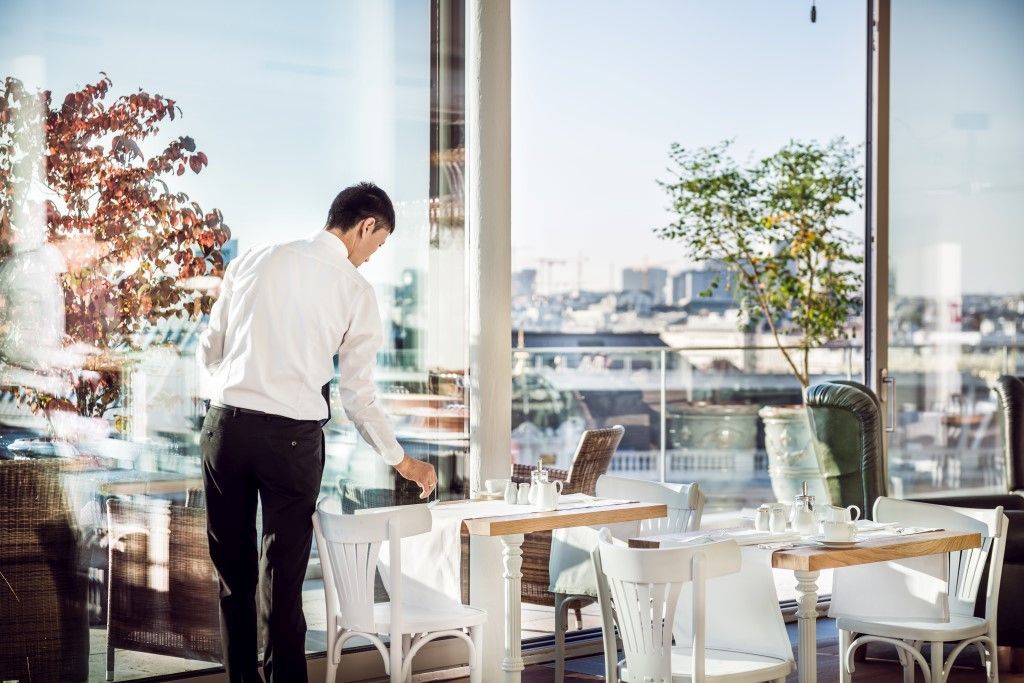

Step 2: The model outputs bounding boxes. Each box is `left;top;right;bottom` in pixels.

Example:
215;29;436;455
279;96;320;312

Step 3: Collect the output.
197;260;236;372
337;285;404;466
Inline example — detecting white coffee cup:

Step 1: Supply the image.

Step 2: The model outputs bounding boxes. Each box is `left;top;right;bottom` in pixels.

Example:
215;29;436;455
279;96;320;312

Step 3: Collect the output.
822;504;861;523
485;478;509;494
821;520;857;541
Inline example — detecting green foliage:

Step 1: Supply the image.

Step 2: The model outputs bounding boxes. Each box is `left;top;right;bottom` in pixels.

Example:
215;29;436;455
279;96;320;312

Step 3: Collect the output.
656;138;863;388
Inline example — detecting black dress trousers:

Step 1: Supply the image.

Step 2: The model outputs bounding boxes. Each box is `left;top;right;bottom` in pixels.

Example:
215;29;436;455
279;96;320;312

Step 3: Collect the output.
201;406;325;683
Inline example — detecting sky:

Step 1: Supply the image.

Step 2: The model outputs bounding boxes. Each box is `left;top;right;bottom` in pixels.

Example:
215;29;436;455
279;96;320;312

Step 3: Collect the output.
1;0;1021;295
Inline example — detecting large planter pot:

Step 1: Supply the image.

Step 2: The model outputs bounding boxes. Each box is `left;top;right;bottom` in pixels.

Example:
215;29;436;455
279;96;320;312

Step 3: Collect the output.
667;403;759;481
759;404;827;504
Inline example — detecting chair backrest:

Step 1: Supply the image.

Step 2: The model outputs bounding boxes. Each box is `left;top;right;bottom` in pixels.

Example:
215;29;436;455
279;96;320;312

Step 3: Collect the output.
805;380;887;518
313;497;431;633
873;497;1007;621
592;529;740;682
993;375;1024;491
595;474;704;535
563;426;625;495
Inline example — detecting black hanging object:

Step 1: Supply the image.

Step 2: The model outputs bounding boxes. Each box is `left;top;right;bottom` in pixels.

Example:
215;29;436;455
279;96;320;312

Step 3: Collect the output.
811;1;817;23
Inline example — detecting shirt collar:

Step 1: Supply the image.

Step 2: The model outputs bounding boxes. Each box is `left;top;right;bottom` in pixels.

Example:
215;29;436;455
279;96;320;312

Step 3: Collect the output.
315;230;352;264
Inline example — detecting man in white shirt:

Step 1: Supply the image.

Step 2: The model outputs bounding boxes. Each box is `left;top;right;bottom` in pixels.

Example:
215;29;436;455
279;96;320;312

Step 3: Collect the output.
197;182;436;683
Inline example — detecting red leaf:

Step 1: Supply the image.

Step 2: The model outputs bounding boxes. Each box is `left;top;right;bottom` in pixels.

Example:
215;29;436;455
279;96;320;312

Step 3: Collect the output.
197;151;208;166
189;156;202;174
176;163;185;176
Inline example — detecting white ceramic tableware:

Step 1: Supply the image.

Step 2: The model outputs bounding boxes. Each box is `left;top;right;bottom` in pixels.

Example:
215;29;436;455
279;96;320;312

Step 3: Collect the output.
533;479;563;511
485;478;509;494
517;482;531;505
821;519;857;541
504;481;518;505
754;504;771;532
822;504;861;523
769;503;789;534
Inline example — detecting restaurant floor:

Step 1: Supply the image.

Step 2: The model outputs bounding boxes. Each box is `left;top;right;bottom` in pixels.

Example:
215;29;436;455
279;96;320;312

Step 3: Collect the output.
452;618;1024;682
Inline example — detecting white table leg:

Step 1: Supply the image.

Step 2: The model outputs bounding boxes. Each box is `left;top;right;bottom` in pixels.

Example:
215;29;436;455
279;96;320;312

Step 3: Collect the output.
500;533;525;683
795;569;821;683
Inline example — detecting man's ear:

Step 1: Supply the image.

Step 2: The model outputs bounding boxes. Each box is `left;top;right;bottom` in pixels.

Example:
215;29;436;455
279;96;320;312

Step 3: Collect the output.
361;217;377;237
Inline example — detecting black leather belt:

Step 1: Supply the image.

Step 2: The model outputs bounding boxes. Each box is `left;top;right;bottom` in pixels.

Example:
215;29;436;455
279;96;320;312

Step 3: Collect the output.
208;401;267;416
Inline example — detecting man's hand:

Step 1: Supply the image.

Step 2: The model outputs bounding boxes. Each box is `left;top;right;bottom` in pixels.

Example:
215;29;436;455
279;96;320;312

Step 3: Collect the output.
394;455;437;499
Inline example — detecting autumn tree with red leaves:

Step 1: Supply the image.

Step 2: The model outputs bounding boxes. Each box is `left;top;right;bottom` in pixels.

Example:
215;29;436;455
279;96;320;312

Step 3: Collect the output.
0;74;230;417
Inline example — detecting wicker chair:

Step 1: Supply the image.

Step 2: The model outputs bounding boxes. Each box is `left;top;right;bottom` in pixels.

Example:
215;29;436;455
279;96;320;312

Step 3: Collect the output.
508;425;624;622
0;459;89;682
106;498;222;680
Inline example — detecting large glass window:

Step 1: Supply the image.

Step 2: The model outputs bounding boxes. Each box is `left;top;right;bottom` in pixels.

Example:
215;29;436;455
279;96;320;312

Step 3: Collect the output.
0;1;465;680
510;0;867;642
885;0;1024;497
511;0;867;514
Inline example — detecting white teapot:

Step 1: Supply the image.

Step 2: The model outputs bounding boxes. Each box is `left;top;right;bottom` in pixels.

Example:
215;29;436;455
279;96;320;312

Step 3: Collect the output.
532;478;564;511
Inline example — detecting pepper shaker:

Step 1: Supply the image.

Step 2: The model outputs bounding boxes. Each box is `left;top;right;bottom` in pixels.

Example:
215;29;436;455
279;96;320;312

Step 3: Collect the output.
504;481;518;505
517;482;531;505
754;504;771;532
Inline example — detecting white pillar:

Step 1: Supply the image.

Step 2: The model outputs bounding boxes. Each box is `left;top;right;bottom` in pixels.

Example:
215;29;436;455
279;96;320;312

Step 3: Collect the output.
466;0;512;494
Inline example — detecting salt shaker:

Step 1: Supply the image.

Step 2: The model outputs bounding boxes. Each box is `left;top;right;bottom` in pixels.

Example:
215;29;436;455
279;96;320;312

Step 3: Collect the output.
769;504;789;534
754;504;771;532
504;481;518;505
517;482;531;505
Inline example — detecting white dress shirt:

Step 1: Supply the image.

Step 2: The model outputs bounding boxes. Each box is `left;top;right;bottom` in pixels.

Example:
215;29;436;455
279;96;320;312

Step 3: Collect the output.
198;230;404;466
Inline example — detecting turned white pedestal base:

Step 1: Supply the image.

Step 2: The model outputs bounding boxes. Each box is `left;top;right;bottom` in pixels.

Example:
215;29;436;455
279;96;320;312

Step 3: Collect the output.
795;569;821;683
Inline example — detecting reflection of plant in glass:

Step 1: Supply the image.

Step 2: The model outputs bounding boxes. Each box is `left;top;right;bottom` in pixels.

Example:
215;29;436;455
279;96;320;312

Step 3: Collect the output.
0;74;230;417
656;138;863;388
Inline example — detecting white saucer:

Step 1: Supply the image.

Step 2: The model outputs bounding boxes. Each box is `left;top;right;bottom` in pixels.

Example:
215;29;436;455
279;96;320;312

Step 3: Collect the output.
808;535;858;548
472;491;505;501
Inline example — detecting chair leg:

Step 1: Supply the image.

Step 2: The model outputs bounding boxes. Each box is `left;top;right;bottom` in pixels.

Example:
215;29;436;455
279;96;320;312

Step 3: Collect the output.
839;629;852;683
929;642;943;683
574;604;583;630
389;634;404;683
469;624;483;683
896;645;913;683
403;634;413;683
554;594;568;683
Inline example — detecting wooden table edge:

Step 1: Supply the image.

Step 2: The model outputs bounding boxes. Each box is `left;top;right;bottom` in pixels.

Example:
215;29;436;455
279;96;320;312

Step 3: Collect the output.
462;502;668;536
772;530;982;571
629;530;982;572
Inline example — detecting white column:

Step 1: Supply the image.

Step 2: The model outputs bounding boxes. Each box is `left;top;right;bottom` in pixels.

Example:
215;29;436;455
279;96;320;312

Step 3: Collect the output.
500;534;525;682
466;0;512;495
794;569;821;683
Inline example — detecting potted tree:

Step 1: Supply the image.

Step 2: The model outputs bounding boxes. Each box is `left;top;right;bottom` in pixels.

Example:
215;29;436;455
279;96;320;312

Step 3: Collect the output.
656;138;863;502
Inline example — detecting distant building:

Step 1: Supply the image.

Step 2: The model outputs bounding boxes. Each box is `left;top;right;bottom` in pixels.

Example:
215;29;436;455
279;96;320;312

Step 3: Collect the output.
622;267;668;304
616;289;655;317
513;269;537;299
672;262;735;309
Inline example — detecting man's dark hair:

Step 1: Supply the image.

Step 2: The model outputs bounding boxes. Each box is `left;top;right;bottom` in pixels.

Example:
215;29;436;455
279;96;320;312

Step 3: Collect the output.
325;182;396;233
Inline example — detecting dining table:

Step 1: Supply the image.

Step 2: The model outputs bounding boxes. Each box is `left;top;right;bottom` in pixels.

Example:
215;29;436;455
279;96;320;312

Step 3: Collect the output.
421;495;668;683
629;528;983;683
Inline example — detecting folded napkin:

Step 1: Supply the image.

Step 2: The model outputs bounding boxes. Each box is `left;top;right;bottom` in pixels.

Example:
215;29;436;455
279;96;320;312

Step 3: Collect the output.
659;528;802;548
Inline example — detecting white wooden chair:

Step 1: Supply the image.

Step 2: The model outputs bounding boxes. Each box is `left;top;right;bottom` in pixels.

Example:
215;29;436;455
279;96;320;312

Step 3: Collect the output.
548;477;705;682
313;498;485;683
836;497;1008;683
592;528;793;683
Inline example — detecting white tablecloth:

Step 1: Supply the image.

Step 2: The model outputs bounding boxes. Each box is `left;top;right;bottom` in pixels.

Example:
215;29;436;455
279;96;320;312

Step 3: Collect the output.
378;494;636;607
